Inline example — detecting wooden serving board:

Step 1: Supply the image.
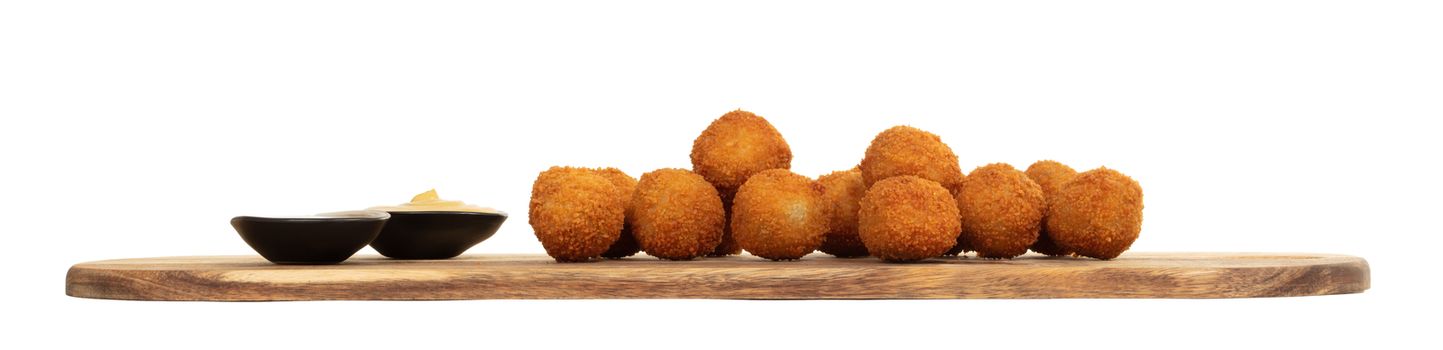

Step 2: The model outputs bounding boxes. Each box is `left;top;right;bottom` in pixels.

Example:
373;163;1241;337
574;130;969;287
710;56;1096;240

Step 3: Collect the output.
66;252;1368;301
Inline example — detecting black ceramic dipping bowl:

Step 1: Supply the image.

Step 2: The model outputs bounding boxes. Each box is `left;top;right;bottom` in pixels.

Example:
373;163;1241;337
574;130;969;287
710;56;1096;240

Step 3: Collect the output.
231;211;390;264
369;211;507;259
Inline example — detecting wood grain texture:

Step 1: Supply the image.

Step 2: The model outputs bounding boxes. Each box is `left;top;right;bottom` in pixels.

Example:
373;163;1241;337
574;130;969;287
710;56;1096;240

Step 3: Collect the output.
66;252;1369;301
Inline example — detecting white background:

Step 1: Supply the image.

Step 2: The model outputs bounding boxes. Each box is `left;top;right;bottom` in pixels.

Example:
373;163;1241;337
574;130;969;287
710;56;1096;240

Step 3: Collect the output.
2;0;1439;348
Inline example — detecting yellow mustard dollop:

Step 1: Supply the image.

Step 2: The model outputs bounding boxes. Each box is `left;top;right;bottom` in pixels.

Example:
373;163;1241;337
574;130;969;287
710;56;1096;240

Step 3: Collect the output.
368;189;501;214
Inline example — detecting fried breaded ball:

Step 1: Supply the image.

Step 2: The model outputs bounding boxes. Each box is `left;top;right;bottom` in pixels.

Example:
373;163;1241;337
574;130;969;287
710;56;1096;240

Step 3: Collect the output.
529;166;626;262
707;189;742;256
956;163;1045;259
857;176;961;262
596;168;642;259
1025;160;1079;257
730;169;829;260
860;126;964;194
690;109;793;194
817;169;868;257
630;168;727;260
1047;167;1143;260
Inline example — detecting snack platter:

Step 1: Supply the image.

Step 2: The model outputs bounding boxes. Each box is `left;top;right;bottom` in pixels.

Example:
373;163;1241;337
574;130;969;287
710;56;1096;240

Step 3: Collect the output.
62;111;1372;301
65;252;1368;301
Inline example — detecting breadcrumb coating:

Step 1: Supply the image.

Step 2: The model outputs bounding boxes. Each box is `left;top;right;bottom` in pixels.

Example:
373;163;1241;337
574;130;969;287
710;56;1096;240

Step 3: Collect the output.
956;163;1045;259
707;189;742;256
631;168;727;260
731;169;829;260
860;126;964;194
690;109;793;193
1046;167;1143;260
858;176;961;262
596;168;642;259
1024;160;1078;257
817;169;869;257
529;166;626;262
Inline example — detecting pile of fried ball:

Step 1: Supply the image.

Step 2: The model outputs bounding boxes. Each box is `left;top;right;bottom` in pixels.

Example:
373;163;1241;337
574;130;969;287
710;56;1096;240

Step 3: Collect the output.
529;110;1143;263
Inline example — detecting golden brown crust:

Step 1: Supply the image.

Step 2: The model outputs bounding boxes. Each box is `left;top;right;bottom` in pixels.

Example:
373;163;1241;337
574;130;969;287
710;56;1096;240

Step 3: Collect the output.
707;189;742;256
859;126;964;195
630;168;726;260
1025;160;1078;257
595;168;642;259
857;176;961;262
690;110;793;192
1046;167;1143;260
730;169;828;260
817;169;869;257
956;163;1045;259
1025;161;1077;196
528;166;626;262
